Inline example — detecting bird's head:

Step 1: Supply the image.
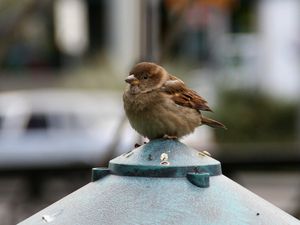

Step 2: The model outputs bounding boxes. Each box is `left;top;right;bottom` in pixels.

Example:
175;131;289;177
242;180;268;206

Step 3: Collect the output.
125;62;169;94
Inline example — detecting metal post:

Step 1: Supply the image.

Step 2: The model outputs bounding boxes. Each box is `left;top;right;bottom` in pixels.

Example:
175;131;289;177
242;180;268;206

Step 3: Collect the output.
139;0;161;63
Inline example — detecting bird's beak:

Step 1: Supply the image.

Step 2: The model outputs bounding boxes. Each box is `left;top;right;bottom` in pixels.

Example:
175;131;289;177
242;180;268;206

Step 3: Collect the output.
125;74;139;85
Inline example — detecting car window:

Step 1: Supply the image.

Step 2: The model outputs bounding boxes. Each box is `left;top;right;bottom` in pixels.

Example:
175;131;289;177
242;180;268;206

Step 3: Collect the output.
26;114;49;130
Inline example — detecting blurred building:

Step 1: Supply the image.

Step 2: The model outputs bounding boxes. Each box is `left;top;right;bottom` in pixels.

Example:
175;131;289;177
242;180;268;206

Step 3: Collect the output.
1;0;300;100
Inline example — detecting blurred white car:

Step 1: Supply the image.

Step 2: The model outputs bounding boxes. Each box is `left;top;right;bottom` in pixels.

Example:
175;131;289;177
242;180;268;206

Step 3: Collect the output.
0;89;138;169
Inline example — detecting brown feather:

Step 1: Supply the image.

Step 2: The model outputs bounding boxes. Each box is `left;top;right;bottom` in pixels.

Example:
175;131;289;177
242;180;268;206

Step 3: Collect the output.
161;78;213;112
201;116;226;129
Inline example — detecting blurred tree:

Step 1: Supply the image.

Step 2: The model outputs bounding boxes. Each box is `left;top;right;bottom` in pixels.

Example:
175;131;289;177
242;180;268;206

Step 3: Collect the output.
214;89;297;143
0;0;60;70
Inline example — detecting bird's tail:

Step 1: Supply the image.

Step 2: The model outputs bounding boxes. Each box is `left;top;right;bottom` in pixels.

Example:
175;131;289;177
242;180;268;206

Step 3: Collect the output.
202;116;226;129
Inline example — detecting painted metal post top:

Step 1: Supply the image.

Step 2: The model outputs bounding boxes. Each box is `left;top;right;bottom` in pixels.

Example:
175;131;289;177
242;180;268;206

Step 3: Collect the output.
19;138;300;225
107;139;222;178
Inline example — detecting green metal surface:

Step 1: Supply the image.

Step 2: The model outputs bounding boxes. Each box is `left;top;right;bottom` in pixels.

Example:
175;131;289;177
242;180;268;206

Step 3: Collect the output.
18;139;300;225
109;139;221;178
91;167;110;182
187;172;210;188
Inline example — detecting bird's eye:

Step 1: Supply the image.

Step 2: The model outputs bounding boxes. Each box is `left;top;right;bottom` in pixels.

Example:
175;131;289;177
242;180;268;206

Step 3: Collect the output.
143;75;148;80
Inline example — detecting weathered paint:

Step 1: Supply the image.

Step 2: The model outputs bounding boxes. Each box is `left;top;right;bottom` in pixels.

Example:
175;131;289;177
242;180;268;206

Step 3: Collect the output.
109;139;221;177
18;139;300;225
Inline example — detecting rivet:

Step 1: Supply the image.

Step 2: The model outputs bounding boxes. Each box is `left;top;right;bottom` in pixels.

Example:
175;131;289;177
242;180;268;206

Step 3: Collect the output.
160;153;168;161
198;152;206;157
198;151;211;157
160;153;170;165
203;151;211;156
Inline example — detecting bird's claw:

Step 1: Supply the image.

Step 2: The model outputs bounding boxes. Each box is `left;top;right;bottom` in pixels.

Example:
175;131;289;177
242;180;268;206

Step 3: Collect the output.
163;135;178;140
134;141;148;148
134;143;141;148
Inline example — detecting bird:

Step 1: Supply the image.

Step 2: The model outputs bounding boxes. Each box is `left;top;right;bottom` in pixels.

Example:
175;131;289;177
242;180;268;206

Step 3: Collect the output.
123;62;226;140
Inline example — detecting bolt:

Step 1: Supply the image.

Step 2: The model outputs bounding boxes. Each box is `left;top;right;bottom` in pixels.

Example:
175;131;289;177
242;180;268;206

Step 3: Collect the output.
198;152;206;157
160;153;168;161
203;151;211;156
198;151;211;157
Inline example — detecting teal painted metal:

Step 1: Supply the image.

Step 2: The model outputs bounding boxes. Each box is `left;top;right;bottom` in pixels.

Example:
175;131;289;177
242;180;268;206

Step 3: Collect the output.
93;139;218;187
18;139;300;225
187;172;210;187
91;167;110;182
109;139;221;178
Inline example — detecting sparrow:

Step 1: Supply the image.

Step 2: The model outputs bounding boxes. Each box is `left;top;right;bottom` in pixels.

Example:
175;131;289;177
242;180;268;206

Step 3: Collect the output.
123;62;226;140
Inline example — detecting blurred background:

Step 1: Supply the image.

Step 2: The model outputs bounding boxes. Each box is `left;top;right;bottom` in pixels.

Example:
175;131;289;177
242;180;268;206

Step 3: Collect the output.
0;0;300;224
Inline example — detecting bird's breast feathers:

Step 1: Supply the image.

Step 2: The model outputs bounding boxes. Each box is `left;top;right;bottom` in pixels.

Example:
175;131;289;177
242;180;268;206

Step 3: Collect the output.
124;90;164;113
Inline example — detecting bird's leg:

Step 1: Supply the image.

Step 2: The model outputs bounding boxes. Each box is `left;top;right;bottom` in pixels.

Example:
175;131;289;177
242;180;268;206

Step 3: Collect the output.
134;143;141;148
163;134;178;140
134;141;148;148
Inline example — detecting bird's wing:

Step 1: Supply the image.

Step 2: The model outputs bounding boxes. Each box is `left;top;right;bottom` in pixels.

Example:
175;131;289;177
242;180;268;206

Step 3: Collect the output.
161;75;212;112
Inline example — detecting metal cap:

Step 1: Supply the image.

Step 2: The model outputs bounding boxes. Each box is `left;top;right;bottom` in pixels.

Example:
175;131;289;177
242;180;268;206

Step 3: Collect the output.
108;139;221;178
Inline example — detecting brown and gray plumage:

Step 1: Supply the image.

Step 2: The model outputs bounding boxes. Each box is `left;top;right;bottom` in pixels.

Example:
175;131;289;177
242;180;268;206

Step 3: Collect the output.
123;62;226;140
